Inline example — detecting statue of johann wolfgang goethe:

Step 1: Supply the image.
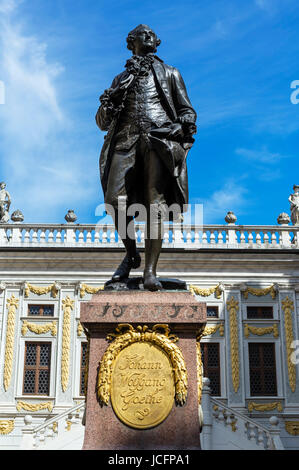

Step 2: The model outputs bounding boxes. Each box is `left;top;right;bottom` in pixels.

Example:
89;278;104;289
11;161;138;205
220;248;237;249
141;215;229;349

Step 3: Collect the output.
96;24;197;291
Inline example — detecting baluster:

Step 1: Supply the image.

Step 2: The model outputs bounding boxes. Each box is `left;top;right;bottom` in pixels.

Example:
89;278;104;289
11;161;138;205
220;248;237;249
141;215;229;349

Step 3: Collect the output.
102;226;107;244
78;230;84;244
40;229;46;245
94;229;100;244
240;230;246;244
218;231;224;245
110;228;116;245
194;229;200;247
202;231;208;245
32;229;38;244
163;230;169;245
256;232;261;246
86;230;92;245
248;423;256;441
210;231;215;245
186;229;192;246
271;231;277;245
257;429;265;448
248;231;254;245
264;232;269;245
24;229;31;244
56;230;62;244
39;428;46;445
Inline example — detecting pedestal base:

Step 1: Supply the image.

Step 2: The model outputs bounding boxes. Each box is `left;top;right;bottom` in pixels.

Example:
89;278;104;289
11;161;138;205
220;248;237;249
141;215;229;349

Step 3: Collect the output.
80;290;206;450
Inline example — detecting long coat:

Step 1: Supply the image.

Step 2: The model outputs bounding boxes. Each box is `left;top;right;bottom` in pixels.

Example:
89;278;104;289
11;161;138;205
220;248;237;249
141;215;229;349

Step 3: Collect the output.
96;58;197;212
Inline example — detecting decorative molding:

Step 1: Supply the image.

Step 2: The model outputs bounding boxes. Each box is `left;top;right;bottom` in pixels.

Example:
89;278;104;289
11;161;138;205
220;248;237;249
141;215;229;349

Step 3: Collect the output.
196;325;205;405
244;323;279;338
241;284;277;299
202;323;224;337
21;320;57;337
285;421;299;436
0;420;14;434
248;402;283;413
61;296;74;392
79;283;104;299
189;283;223;299
281;296;296;393
227;296;240;393
3;295;19;391
77;321;84;337
16;401;53;412
24;282;60;298
97;324;187;407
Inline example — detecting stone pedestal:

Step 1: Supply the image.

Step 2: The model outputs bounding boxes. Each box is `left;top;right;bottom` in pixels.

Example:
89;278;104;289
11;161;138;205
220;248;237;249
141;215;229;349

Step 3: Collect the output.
80;290;206;450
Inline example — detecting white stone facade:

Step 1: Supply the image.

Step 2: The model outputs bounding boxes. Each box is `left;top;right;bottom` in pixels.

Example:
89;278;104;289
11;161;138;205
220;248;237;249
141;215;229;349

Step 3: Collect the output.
0;222;298;450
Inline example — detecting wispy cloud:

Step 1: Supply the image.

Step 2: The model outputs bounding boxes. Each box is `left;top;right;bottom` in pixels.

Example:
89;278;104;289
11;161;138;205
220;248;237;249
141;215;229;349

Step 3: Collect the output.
195;180;249;224
235;146;288;163
0;0;98;222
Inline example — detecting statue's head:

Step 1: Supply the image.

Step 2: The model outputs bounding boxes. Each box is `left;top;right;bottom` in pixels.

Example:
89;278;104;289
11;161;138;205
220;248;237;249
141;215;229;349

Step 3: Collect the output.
126;24;161;55
0;182;6;189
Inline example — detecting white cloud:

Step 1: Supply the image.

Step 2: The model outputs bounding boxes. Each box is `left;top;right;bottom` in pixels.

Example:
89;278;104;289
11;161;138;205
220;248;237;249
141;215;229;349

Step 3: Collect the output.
235;146;288;163
195;180;249;224
0;0;99;222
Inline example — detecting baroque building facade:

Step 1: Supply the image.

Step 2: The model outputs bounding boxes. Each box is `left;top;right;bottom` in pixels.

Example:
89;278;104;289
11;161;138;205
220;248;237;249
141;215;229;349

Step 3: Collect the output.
0;212;298;450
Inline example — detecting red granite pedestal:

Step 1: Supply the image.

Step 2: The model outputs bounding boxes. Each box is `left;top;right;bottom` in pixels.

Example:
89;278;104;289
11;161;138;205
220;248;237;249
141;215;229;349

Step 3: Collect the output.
80;290;206;450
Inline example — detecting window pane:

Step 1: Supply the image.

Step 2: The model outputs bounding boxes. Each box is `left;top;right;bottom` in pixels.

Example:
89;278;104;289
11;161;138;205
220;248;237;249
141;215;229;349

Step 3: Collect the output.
40;344;51;366
200;343;221;396
207;306;218;318
80;343;88;396
28;305;54;316
247;306;273;319
249;343;277;396
38;370;50;394
25;343;37;366
24;370;36;394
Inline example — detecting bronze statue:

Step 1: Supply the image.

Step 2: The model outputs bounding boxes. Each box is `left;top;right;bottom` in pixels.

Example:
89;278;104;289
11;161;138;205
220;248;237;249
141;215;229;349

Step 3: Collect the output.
96;25;197;290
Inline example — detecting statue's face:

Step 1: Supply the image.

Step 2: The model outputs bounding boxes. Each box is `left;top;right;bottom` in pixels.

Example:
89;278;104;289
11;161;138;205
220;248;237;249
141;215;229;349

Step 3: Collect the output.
0;184;5;190
132;27;157;55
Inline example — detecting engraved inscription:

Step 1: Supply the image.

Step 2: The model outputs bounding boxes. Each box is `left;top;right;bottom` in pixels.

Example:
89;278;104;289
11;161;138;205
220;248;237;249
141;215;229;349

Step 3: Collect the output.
111;342;175;429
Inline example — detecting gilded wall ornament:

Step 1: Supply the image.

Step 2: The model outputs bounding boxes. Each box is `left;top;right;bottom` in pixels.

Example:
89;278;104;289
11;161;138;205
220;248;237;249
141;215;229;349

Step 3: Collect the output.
285;421;299;436
202;323;224;337
3;295;19;391
77;321;84;337
281;296;296;392
196;325;205;405
189;284;223;299
227;297;240;393
244;323;279;338
79;283;104;299
98;324;187;412
0;420;14;434
21;320;57;337
248;402;283;413
61;296;74;392
24;282;59;298
16;401;53;412
242;284;277;299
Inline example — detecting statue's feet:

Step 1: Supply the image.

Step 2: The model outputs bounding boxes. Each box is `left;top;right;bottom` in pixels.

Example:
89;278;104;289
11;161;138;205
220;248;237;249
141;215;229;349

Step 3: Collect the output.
143;271;163;291
112;251;141;281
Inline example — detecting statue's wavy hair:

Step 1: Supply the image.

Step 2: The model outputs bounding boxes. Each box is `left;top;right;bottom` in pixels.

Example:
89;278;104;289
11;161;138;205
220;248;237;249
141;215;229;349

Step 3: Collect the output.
126;24;161;53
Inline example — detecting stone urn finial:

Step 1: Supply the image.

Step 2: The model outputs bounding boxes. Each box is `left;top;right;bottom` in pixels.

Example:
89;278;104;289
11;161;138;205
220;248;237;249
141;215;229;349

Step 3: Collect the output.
64;209;77;224
11;209;24;223
277;212;290;225
225;211;237;224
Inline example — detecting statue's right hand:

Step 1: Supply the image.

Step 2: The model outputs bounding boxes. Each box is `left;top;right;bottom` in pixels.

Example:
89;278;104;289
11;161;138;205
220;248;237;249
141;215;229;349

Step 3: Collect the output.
109;75;134;104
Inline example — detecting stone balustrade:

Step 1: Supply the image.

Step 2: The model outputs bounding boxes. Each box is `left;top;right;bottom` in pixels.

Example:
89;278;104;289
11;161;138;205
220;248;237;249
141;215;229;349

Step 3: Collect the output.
0;223;298;249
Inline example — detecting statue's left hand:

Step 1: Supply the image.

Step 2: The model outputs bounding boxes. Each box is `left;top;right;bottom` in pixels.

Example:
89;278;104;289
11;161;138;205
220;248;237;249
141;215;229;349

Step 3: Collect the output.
168;123;184;139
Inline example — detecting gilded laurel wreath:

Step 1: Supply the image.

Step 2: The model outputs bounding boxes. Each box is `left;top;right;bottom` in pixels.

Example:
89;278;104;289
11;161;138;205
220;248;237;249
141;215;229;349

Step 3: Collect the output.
97;324;188;407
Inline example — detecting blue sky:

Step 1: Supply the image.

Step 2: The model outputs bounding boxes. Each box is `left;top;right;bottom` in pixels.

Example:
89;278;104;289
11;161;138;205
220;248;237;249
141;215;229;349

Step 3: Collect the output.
0;0;298;225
